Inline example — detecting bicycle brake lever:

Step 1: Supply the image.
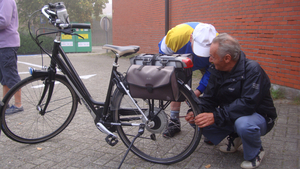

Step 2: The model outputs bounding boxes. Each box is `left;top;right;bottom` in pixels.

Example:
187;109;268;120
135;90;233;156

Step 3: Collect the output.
60;29;73;35
62;31;85;40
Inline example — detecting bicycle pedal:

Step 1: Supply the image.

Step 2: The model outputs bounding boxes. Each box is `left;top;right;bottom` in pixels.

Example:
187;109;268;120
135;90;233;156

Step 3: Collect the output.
105;134;118;146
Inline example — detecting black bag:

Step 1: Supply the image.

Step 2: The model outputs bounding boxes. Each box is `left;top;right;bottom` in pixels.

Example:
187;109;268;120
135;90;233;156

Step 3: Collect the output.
126;65;179;101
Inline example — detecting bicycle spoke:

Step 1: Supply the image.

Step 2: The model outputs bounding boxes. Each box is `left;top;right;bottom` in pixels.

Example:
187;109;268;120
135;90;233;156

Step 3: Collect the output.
112;87;201;164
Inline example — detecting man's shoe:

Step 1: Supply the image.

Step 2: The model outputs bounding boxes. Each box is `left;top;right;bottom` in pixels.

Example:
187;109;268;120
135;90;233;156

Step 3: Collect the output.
6;105;24;115
163;118;181;138
219;134;242;153
241;147;265;169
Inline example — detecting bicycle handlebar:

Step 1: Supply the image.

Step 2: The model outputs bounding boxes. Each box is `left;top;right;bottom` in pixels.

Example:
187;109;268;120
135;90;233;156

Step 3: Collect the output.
70;23;91;29
41;5;51;19
41;4;91;30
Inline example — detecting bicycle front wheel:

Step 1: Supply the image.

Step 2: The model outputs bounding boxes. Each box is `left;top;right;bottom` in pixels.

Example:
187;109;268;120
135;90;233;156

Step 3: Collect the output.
1;74;78;144
112;85;201;164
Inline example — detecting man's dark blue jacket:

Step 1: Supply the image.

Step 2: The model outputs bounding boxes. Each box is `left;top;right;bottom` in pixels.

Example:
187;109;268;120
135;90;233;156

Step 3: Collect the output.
199;51;277;133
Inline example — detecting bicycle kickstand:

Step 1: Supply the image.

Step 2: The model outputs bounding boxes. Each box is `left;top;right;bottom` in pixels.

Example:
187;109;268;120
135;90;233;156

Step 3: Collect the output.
118;123;145;169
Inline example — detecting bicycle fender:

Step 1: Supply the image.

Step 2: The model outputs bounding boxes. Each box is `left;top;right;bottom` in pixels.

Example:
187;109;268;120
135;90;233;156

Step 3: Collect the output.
184;84;201;105
177;80;201;105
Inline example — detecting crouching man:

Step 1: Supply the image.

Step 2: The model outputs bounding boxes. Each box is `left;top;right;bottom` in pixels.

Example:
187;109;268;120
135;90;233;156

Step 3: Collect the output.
186;33;277;169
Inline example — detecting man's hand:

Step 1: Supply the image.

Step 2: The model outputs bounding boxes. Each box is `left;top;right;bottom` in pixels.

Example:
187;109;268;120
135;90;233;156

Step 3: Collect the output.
185;111;195;124
194;113;215;128
194;89;201;97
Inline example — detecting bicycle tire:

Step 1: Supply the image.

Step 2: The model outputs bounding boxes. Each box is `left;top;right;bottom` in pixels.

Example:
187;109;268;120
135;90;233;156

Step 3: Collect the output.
1;74;78;144
111;85;201;164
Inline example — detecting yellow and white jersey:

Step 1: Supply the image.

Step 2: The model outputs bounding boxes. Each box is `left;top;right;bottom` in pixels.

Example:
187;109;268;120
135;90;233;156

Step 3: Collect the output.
158;22;213;93
159;22;200;55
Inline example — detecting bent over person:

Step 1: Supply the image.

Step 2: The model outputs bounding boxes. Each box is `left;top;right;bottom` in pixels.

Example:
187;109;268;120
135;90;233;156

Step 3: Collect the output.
158;22;218;142
186;33;277;168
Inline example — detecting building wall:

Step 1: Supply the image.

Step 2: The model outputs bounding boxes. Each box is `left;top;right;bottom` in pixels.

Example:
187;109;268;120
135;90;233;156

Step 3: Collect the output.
112;0;300;90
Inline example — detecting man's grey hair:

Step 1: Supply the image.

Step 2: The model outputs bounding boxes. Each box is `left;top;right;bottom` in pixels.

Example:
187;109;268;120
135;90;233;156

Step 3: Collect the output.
212;33;241;61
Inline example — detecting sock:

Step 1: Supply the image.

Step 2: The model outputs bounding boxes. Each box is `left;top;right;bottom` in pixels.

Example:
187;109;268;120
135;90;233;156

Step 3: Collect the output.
170;110;179;120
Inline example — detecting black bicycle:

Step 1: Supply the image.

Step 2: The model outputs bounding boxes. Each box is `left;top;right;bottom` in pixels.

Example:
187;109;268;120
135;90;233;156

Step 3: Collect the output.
0;2;201;165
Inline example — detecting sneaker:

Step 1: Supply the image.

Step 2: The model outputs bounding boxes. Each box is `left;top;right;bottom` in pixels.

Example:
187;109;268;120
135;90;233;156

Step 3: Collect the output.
204;137;214;145
241;147;265;169
6;105;24;115
163;118;181;138
219;133;242;153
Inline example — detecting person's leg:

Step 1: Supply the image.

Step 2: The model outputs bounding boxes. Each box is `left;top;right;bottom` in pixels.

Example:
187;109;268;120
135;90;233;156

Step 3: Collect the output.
163;101;181;137
0;48;5;99
6;48;22;107
3;85;9;97
170;101;181;119
234;112;267;161
202;124;234;145
14;89;22;107
1;48;23;114
10;48;21;107
3;85;21;107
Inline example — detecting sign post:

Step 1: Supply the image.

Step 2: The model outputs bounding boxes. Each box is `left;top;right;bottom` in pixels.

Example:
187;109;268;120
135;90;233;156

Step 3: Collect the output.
100;16;110;53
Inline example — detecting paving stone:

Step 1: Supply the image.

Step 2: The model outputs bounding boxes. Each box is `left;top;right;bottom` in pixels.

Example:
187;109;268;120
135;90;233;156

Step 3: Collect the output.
0;50;299;169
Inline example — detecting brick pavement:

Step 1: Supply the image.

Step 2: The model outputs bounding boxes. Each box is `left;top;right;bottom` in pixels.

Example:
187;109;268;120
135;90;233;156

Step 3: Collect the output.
0;47;299;169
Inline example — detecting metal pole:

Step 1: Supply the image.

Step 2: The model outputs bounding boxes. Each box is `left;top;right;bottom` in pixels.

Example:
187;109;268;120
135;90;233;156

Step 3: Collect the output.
165;0;169;35
104;18;108;53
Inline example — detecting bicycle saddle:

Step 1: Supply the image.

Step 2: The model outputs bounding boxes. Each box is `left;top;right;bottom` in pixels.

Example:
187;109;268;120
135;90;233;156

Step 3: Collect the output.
103;44;140;56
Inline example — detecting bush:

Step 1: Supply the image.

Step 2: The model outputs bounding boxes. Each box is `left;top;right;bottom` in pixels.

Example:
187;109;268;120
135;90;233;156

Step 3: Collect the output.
18;31;54;55
270;88;285;100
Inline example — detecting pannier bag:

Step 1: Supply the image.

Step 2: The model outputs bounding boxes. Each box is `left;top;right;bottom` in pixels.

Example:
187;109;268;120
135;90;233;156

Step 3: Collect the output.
126;65;179;101
130;53;193;84
126;53;194;101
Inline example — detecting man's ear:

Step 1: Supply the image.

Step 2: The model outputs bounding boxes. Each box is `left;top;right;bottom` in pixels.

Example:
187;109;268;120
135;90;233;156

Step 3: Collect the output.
224;54;232;63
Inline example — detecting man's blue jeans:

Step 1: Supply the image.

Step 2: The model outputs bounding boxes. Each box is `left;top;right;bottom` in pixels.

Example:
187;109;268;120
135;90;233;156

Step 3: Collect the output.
202;112;267;160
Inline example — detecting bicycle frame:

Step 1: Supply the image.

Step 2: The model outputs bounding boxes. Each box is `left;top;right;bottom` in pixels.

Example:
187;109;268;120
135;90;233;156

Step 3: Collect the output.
42;33;119;123
38;2;149;128
30;27;150;140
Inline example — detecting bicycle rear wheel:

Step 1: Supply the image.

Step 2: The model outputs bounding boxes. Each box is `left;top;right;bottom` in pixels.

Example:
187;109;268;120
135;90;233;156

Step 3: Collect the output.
112;85;201;164
1;74;78;144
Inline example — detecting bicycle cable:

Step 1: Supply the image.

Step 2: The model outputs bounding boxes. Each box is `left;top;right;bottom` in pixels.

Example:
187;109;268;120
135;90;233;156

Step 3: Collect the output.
28;9;57;68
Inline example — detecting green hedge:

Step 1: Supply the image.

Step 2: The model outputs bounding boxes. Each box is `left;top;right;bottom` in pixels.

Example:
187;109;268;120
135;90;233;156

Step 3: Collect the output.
18;31;54;55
